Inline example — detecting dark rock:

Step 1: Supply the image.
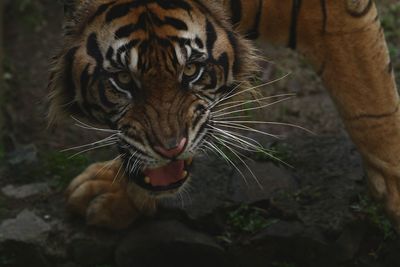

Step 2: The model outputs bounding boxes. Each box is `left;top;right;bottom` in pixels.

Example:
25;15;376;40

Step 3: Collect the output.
0;209;51;242
0;210;54;267
115;220;226;267
230;162;297;204
333;222;367;262
0;240;50;267
251;220;305;241
160;155;297;220
160;155;234;219
67;231;121;266
6;144;38;165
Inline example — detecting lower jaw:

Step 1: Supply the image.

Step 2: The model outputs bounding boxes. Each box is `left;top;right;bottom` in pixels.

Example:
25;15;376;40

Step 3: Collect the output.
129;172;189;193
125;157;193;196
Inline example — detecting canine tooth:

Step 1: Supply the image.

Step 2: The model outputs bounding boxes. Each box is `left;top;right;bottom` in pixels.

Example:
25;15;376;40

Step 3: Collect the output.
182;171;188;179
144;177;151;184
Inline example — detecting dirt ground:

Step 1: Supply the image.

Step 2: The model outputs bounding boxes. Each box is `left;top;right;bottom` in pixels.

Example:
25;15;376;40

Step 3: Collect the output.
1;1;400;267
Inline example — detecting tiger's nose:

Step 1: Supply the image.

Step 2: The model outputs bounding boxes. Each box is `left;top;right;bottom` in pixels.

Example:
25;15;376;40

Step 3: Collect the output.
154;138;187;158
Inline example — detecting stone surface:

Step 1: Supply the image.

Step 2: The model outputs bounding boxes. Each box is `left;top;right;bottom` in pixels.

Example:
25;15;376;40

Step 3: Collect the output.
115;220;226;267
6;144;38;165
159;154;234;219
229;161;297;204
160;154;297;220
67;231;121;266
0;210;54;267
0;210;51;242
1;183;50;199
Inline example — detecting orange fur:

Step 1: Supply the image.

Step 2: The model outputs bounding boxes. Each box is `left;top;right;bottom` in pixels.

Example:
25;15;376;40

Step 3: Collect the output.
53;0;400;230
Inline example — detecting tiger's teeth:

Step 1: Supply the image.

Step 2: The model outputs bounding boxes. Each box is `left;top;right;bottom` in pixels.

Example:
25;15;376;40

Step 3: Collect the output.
182;171;188;179
144;177;151;184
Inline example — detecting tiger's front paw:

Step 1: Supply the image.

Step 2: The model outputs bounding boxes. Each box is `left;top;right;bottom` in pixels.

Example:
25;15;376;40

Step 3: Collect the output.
367;166;400;233
65;161;153;229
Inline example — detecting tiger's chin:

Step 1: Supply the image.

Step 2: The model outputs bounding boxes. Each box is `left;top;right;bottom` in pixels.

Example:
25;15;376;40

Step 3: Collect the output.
126;157;193;195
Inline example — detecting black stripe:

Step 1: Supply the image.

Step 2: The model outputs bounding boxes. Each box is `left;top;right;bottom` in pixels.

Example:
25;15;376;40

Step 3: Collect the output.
148;12;189;31
117;39;140;66
106;47;121;69
157;0;193;14
216;85;232;94
80;64;91;100
206;20;217;59
195;37;204;49
227;31;240;76
106;0;193;24
230;0;242;26
87;33;104;66
320;0;327;34
205;69;218;90
88;1;116;24
106;2;138;23
247;0;262;39
115;24;139;39
98;82;117;108
349;103;400;121
64;47;79;104
289;0;303;50
164;17;188;31
347;0;372;17
192;112;206;130
217;52;230;83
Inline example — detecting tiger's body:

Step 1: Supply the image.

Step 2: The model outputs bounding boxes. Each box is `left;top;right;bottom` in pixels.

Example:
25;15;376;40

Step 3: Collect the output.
49;0;400;230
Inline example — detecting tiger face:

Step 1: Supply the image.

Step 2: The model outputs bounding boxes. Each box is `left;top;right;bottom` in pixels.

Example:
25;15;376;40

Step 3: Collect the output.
49;0;256;195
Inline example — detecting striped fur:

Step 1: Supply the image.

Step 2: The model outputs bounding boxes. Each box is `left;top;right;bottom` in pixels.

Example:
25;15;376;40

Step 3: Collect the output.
49;0;257;170
51;0;400;230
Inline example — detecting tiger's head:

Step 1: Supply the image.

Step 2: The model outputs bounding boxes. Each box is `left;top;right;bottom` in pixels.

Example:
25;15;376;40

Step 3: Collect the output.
49;0;257;195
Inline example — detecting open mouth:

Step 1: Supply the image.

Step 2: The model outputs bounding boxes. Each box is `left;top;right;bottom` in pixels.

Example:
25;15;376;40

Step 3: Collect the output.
127;157;193;192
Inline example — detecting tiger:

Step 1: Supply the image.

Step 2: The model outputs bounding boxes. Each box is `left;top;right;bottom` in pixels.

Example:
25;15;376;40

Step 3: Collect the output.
48;0;400;231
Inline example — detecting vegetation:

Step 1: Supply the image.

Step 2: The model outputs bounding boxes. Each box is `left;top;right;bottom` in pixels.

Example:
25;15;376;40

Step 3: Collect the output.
42;152;90;190
226;204;278;234
380;2;400;84
351;195;396;241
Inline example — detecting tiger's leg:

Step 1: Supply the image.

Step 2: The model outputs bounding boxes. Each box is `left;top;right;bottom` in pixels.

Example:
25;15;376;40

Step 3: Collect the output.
296;1;400;230
65;160;156;229
233;0;400;230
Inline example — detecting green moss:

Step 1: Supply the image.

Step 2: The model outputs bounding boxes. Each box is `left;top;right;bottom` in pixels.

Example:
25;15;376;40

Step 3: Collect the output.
226;204;278;234
42;152;89;190
381;3;400;39
351;195;396;241
380;2;400;85
4;151;89;190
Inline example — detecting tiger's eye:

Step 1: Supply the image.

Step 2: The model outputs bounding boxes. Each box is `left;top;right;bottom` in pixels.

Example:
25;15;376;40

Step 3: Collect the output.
183;63;199;77
117;72;132;84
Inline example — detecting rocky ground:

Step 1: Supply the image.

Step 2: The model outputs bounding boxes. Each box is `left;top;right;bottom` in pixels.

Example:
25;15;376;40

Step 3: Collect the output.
1;1;400;267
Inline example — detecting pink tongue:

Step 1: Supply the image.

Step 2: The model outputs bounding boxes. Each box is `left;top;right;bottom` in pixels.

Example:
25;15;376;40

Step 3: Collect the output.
144;160;185;187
